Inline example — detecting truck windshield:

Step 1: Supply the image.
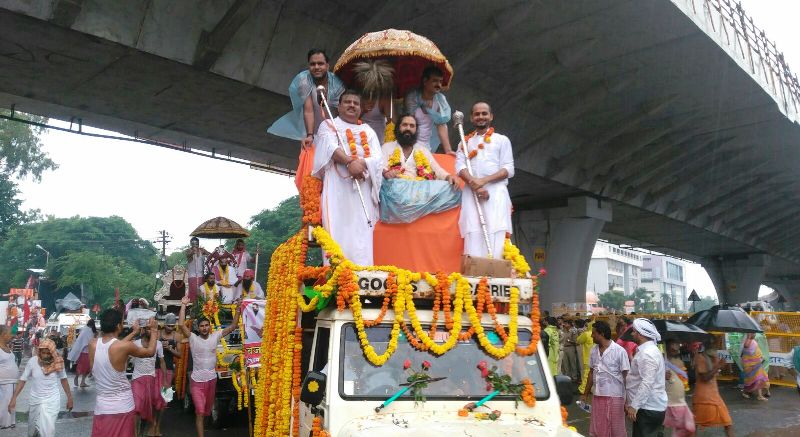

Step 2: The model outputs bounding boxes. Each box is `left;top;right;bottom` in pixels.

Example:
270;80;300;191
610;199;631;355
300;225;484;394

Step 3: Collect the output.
339;323;549;400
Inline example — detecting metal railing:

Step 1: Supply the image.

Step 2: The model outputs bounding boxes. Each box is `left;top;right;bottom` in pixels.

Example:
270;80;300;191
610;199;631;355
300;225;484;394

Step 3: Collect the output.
681;0;800;115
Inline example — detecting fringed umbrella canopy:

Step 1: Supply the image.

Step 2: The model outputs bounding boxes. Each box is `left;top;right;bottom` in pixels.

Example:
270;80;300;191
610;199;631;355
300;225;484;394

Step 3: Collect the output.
334;29;454;97
190;217;250;239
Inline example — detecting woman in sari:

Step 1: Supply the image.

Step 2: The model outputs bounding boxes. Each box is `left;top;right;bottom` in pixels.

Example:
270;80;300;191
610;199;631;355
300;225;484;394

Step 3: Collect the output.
691;340;733;437
741;332;769;400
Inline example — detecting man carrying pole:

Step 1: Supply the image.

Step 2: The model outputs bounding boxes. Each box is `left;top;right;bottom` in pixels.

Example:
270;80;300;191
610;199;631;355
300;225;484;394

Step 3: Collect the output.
454;102;515;259
312;89;383;265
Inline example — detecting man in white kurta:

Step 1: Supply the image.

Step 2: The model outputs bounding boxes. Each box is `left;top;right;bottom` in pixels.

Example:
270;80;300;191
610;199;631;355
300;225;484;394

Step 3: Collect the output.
214;256;237;303
455;102;514;259
313;90;383;266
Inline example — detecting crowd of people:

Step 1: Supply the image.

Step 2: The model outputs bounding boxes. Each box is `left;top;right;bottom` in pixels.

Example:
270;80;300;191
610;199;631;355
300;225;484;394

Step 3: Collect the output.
0;291;247;437
542;313;776;437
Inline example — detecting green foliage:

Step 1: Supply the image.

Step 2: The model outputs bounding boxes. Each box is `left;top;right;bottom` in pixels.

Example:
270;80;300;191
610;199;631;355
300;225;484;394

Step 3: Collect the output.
0;111;56;238
0;216;158;310
598;290;627;311
693;296;718;312
631;287;657;313
243;195;321;285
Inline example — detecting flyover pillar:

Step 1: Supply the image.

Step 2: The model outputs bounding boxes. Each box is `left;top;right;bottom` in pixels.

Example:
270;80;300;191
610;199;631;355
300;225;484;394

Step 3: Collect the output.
512;196;612;313
769;283;799;311
702;254;770;305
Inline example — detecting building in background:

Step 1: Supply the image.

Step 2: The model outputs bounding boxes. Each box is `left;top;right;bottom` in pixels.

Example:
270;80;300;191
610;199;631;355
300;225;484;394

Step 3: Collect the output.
586;242;643;296
641;255;688;312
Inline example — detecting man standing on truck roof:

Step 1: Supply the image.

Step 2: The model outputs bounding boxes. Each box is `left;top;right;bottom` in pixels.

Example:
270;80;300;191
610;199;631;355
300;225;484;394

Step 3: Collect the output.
312;89;383;266
89;311;158;437
177;296;239;437
455;102;514;259
185;237;210;302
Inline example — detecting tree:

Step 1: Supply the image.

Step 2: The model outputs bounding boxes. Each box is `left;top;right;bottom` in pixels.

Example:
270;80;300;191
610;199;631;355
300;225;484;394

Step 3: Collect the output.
693;296;718;312
599;291;627;312
242;195;320;286
0;110;56;238
0;216;158;310
631;287;656;313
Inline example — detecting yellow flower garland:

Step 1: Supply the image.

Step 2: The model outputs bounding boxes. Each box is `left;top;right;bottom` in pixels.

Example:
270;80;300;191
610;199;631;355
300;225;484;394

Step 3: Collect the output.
503;238;531;277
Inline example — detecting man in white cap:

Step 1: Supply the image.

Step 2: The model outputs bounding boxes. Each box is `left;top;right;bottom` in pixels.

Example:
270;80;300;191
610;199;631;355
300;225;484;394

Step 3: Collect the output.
625;318;668;437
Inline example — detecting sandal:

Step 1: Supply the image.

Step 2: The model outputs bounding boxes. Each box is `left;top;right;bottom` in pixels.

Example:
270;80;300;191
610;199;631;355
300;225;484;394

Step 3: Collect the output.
756;396;768;401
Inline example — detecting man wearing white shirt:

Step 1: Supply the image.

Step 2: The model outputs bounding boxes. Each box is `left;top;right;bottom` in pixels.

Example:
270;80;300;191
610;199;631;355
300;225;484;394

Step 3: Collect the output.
312;89;383;266
178;296;239;437
625;318;668;437
231;239;253;281
214;256;237;303
382;114;455;183
455;102;514;259
581;320;629;437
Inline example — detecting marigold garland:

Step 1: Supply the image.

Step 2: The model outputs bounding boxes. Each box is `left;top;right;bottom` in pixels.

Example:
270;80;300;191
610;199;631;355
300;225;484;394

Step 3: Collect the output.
346;129;371;158
300;176;322;225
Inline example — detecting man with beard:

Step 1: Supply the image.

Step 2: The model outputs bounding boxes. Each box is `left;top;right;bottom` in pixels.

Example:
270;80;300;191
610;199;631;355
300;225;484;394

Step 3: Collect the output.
382;114;455;183
312;89;383;265
178;296;239;437
213;255;237;303
234;269;264;300
455;102;515;258
404;66;454;154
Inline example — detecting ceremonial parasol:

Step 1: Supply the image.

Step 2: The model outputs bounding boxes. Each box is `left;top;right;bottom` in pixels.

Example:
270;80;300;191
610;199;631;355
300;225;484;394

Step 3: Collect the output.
190;217;250;239
333;29;454;97
687;305;763;333
620;319;710;343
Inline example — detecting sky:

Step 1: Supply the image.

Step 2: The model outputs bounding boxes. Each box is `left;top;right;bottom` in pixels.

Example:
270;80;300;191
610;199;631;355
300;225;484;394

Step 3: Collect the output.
15;0;796;300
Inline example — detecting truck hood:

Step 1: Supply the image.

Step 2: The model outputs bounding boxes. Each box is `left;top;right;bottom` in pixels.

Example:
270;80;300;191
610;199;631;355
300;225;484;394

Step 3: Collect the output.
337;412;582;437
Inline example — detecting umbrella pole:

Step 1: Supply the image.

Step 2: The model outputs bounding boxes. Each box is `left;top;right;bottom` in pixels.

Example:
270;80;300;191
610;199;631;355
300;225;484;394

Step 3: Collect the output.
317;86;373;228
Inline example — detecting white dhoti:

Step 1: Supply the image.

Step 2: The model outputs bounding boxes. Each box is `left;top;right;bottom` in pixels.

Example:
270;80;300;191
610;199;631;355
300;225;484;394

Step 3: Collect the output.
28;396;59;437
0;383;15;428
313;117;383;266
455;131;515;258
464;231;506;259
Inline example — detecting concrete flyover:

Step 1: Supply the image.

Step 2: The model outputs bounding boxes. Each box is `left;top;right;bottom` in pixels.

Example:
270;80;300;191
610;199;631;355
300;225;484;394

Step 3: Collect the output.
1;0;799;308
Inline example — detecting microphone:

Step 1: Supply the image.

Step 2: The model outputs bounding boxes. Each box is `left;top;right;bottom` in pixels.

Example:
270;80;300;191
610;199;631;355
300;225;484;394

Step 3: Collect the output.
452;110;464;126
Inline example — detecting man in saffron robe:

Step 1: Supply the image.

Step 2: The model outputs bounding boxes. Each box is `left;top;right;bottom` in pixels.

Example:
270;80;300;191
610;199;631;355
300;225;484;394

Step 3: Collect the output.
312;90;383;266
691;339;733;436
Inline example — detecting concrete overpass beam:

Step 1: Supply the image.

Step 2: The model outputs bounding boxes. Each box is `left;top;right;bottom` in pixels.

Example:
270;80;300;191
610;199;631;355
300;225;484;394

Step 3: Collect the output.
193;0;264;70
702;254;770;305
513;196;612;312
769;284;799;311
50;0;84;28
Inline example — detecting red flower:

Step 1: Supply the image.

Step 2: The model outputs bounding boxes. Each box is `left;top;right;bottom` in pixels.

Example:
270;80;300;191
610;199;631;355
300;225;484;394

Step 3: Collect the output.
538;268;547;277
480;368;489;378
477;360;487;370
422;360;431;370
485;383;493;391
403;359;411;370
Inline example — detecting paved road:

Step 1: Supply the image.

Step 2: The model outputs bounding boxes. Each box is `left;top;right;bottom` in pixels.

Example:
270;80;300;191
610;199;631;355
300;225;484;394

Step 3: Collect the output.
566;383;800;436
5;356;798;436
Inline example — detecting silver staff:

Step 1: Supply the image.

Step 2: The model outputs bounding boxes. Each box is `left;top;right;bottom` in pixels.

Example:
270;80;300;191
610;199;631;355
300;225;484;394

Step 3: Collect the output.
317;85;373;227
453;111;493;258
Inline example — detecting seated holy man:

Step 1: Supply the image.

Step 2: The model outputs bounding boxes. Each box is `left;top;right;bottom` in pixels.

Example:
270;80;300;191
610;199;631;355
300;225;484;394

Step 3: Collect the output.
379;114;461;224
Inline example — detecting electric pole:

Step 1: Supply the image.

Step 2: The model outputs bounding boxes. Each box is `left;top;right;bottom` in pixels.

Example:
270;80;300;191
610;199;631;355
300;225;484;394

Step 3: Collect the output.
154;230;172;291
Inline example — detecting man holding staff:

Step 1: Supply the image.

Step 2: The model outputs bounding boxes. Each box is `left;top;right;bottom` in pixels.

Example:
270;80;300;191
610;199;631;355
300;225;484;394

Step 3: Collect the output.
312;89;383;266
455;102;514;259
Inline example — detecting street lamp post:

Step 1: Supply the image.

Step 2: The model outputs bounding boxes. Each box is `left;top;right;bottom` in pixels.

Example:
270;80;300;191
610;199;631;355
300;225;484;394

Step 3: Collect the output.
35;244;50;299
35;244;50;267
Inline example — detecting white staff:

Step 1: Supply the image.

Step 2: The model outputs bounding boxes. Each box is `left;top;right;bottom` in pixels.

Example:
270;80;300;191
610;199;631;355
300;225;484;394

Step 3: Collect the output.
316;85;373;227
453;110;493;258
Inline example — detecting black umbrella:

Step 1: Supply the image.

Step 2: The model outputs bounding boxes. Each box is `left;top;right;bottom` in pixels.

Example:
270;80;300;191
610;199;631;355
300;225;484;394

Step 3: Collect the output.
620;319;710;343
686;305;763;333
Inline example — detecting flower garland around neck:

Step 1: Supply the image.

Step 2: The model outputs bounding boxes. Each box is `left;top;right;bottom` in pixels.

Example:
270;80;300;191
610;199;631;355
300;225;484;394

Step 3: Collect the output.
217;265;232;287
345;129;371;159
388;146;435;180
464;127;495;160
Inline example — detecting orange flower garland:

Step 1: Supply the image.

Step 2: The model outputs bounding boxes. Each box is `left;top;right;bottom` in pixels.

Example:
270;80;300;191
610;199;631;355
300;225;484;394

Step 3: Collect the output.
464;127;494;159
521;378;535;407
300;176;322;225
311;417;322;437
335;267;358;311
458;277;488;341
364;272;396;327
292;326;303;437
346;129;371;158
